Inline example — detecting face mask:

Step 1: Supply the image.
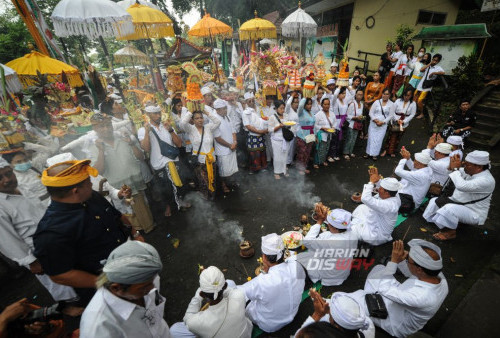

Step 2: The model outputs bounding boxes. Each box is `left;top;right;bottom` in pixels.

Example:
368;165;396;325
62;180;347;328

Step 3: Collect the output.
14;161;32;172
418;52;424;57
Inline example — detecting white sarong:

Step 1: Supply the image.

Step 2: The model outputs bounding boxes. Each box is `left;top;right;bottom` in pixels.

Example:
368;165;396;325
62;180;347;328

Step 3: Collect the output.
217;152;238;177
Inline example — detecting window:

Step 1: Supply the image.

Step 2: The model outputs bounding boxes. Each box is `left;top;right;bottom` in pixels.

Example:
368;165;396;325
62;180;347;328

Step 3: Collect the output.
417;10;447;25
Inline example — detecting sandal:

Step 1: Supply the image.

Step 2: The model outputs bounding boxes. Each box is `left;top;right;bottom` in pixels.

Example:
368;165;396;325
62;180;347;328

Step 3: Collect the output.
323;162;329;167
313;164;319;169
305;169;311;174
433;231;456;241
274;174;281;180
344;155;350;160
327;157;335;163
380;150;387;157
372;157;378;161
363;155;369;159
350;154;356;158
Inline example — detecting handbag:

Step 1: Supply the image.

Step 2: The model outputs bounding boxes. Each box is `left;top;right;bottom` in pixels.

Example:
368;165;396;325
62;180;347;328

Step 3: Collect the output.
398;193;415;214
275;114;294;141
188;127;204;167
428;182;443;196
149;127;180;160
351;103;363;130
421;67;434;89
365;293;388;319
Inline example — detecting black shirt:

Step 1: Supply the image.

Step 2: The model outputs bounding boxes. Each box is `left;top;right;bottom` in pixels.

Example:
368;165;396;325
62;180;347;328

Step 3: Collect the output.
380;52;392;72
33;191;128;302
448;110;476;129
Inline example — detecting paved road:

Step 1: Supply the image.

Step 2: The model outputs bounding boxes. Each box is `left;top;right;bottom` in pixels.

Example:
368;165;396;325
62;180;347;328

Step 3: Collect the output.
1;118;498;337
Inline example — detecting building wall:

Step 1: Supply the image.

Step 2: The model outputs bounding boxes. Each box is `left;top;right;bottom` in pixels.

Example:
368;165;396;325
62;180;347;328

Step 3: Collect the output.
347;0;460;73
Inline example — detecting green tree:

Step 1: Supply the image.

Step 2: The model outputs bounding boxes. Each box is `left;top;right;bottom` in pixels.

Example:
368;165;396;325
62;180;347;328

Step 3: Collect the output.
0;9;33;63
450;53;484;102
388;24;415;48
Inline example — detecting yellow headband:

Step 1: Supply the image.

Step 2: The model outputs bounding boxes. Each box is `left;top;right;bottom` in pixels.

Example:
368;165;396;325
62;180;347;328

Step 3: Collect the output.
41;160;98;187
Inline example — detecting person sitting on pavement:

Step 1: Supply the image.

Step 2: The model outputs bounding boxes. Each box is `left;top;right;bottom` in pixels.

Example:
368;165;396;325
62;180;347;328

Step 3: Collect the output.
351;169;401;246
80;240;169;337
395;149;432;211
295;205;358;286
349;239;448;338
446;135;464;160
295;290;375;338
170;266;252;338
33;159;141;306
423;150;495;241
441;99;476;140
238;233;306;333
422;138;453;186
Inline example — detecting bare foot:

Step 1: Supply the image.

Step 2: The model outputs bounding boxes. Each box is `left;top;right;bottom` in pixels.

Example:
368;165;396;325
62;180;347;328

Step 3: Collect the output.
433;230;456;241
274;174;281;180
305;169;311;174
313;164;319;169
380;150;387;157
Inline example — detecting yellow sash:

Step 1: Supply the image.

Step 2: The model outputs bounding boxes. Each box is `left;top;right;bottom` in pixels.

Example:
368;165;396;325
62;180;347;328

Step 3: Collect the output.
167;162;183;187
194;148;215;192
411;74;422;80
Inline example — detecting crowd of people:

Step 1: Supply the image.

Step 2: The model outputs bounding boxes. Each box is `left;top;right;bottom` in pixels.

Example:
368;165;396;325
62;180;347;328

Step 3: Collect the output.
0;40;496;338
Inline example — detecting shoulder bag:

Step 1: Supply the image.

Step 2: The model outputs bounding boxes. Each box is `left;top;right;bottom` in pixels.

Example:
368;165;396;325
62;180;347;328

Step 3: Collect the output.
274;114;294;141
150;126;180;160
188;127;204;168
435;177;492;208
365;293;388;319
421;66;434;89
351;103;363;131
339;102;350;129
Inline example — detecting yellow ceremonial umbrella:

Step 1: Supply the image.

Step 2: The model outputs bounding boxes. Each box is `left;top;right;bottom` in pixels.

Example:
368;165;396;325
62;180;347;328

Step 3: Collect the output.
117;3;174;40
188;11;232;38
239;10;277;41
6;51;83;88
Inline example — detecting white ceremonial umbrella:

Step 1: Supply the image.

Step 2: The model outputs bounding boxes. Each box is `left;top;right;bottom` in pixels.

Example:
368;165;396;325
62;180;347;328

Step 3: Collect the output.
0;64;23;94
116;0;161;11
281;1;317;55
51;0;134;39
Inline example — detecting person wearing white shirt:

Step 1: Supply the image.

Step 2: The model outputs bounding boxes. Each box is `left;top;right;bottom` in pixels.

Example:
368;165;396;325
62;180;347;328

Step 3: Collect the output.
343;89;364;159
351;173;401;246
423;141;453;187
285;94;300;165
314;97;337;168
213;99;238;193
0;159;79;308
423;150;495;241
415;54;445;118
80;241;170;338
138;105;188;218
3;151;50;205
365;89;394;160
170;266;252;338
382;88;417;157
296;290;374;338
446;135;464;160
268;100;293;179
180;108;221;200
408;49;429;89
226;88;247;165
238;233;305;333
384;41;403;90
311;87;325;115
392;44;414;98
395;150;433;211
261;96;276;161
346;75;361;104
350;239;448;338
296;207;358;286
328;88;349;162
321;79;340;113
242;92;268;173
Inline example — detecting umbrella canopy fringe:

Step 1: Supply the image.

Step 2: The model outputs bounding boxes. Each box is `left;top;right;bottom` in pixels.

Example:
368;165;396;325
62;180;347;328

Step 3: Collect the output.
19;73;84;89
118;23;174;40
52;17;135;39
281;25;317;38
239;30;277;41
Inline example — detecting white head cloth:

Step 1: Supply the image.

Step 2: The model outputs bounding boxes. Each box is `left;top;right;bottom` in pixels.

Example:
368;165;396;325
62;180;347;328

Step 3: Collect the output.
244;92;255;100
46;153;77;167
326;209;352;229
435;143;452;155
0;158;10;169
102;241;162;285
330;61;338;68
379;177;401;192
415;152;432;165
446;135;463;146
109;93;123;103
408;239;443;270
145;105;162;114
199;266;225;299
465;150;490;165
213;99;227;109
327;79;336;86
201;86;212;96
261;233;285;260
329;292;370;331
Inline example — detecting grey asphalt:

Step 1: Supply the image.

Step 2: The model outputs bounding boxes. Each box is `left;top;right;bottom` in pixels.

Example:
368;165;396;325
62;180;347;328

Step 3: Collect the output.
1;117;498;337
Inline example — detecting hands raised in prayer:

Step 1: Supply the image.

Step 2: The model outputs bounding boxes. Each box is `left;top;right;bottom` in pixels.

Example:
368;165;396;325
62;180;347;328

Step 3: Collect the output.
400;147;411;160
449;154;462;170
309;289;329;321
368;167;381;184
391;240;408;264
314;202;329;224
